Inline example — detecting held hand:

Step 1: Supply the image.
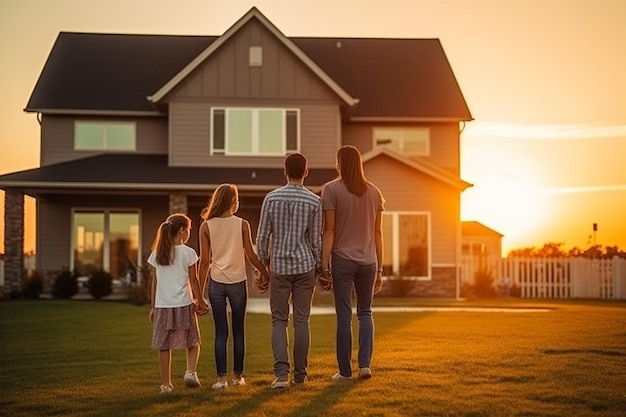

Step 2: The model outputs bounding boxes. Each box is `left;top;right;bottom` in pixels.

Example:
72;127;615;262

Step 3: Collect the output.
255;272;269;294
317;269;333;292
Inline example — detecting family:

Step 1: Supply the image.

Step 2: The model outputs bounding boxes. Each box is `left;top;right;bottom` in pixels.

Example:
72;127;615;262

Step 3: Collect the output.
147;145;385;394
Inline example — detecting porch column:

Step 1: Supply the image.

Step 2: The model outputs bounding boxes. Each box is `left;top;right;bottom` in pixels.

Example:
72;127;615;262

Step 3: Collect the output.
3;189;24;298
169;192;188;214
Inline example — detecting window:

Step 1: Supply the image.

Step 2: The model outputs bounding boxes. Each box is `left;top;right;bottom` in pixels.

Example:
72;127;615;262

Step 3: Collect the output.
382;212;430;279
373;128;429;156
72;210;140;281
75;122;136;151
211;108;299;156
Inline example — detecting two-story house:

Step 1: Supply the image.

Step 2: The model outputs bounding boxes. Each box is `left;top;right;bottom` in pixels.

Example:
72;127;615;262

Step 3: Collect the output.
0;7;472;298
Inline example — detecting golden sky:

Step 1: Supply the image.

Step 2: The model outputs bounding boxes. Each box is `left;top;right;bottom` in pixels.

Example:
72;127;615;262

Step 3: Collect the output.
1;0;625;256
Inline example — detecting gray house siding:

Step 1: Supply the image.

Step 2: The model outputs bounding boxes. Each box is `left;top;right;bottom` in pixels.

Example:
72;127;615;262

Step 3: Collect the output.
40;115;168;166
342;122;461;174
364;156;458;264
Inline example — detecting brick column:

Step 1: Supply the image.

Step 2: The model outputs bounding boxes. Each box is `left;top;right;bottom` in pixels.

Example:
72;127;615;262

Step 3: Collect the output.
4;189;24;297
169;192;187;214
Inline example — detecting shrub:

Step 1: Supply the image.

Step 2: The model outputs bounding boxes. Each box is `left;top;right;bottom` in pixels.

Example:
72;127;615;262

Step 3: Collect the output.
52;268;79;299
470;267;497;298
125;265;152;306
22;269;44;299
88;269;113;300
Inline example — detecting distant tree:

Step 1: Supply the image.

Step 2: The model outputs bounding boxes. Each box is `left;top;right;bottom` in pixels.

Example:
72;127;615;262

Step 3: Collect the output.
508;243;625;259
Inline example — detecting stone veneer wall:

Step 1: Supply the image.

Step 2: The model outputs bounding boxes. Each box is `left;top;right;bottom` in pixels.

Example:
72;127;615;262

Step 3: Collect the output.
381;266;458;298
169;192;188;214
3;189;24;297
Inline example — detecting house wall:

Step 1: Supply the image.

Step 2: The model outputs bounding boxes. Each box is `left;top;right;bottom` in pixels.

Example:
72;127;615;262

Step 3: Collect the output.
342;122;461;174
40;115;168;166
165;18;341;169
364;156;459;264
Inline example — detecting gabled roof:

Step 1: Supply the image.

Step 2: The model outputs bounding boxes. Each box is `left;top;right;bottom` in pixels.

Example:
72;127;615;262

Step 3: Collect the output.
24;8;472;121
462;221;504;237
362;147;472;190
149;7;357;107
0;154;337;193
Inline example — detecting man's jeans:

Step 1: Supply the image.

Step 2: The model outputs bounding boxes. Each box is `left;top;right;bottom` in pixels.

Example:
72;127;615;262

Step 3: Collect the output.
269;269;316;383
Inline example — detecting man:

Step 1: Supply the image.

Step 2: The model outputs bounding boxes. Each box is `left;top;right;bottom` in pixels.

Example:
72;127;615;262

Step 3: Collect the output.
256;153;323;388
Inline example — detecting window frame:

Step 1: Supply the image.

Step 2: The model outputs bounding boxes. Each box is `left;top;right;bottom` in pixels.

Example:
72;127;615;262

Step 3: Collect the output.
382;211;432;280
74;121;136;151
210;107;300;156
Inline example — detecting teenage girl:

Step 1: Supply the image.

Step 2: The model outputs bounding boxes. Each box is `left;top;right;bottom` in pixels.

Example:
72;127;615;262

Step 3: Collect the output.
198;183;269;389
148;213;208;394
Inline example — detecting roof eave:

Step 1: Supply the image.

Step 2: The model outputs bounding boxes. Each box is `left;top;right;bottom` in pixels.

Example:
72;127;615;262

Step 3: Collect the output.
350;116;474;123
23;108;165;117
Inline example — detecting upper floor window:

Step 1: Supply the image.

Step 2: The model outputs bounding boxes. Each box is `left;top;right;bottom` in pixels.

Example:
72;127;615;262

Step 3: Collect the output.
75;122;136;151
373;128;429;156
211;108;299;156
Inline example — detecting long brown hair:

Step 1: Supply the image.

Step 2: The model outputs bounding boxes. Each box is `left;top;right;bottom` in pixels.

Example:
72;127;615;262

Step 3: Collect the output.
151;213;191;265
200;183;238;221
336;145;368;196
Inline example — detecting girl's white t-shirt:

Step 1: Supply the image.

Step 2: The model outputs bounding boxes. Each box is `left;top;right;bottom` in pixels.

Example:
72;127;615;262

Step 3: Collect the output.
148;245;199;308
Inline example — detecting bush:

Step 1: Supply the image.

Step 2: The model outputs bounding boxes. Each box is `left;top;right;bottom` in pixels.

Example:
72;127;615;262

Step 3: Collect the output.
125;266;152;306
88;269;113;299
52;268;79;299
470;267;497;298
22;269;44;299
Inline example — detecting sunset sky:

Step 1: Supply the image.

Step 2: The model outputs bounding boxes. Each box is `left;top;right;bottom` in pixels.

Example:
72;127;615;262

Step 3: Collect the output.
1;0;625;256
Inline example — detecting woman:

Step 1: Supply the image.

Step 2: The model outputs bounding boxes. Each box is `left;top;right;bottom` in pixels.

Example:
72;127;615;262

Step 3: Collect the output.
321;145;385;381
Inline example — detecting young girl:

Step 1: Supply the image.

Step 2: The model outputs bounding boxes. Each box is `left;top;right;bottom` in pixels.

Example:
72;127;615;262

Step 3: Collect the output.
148;213;208;394
198;184;268;389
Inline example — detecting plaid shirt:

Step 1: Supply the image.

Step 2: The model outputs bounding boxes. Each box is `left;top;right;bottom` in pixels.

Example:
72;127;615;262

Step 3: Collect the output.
256;183;322;275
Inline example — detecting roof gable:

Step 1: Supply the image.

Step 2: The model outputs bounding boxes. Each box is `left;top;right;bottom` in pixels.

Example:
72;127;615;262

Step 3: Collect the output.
462;221;503;237
148;7;357;106
362;147;472;190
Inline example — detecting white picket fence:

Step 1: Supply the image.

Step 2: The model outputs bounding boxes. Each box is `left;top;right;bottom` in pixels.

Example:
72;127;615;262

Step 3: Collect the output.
460;255;626;299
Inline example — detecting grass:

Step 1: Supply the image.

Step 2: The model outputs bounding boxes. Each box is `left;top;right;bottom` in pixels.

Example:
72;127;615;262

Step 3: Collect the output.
1;298;625;417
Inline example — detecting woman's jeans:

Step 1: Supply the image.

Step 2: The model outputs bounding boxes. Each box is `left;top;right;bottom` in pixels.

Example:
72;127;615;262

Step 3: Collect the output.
208;279;248;376
332;254;376;377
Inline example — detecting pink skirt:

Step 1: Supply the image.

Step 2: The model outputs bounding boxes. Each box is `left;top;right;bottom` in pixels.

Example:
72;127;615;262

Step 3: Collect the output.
152;304;201;350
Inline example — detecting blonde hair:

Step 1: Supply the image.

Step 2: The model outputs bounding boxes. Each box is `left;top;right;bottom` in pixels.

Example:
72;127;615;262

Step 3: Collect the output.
151;213;191;265
200;183;238;221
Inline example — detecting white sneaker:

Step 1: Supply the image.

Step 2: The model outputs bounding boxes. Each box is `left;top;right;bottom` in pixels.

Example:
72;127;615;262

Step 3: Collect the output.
270;378;289;389
211;380;228;389
184;370;201;388
232;377;246;386
358;367;372;379
159;384;173;394
331;372;352;381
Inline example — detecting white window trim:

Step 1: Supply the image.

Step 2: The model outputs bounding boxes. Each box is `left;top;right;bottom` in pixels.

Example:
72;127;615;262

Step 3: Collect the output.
74;121;136;151
210;107;300;156
70;208;142;277
385;211;432;280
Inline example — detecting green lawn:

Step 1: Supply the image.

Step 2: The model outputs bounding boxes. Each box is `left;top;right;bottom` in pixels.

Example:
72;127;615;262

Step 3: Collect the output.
1;298;625;417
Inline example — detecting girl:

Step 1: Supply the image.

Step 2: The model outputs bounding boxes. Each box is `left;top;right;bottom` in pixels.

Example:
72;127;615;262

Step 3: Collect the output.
198;184;268;389
148;213;208;394
321;145;385;381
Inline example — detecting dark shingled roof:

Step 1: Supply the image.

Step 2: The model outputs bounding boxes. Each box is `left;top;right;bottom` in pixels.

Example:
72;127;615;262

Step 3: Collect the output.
25;32;472;120
0;154;338;191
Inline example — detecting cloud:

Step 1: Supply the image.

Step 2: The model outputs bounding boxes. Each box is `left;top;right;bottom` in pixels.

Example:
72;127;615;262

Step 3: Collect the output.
463;123;626;140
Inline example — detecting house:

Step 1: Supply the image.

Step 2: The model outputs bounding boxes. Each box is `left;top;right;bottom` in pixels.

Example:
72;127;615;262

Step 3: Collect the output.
0;7;472;298
461;221;503;259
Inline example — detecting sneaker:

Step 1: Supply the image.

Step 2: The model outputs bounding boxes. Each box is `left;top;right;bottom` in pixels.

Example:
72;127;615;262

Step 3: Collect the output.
270;378;289;389
211;380;228;390
232;377;246;386
159;384;173;394
184;370;201;388
358;367;372;380
331;372;352;381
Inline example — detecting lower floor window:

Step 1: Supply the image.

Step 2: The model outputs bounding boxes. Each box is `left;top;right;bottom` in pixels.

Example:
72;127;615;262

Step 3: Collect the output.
72;210;140;280
382;212;431;279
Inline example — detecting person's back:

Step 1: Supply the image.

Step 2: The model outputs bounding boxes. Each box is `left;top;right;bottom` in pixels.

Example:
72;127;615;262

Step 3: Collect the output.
256;153;322;388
